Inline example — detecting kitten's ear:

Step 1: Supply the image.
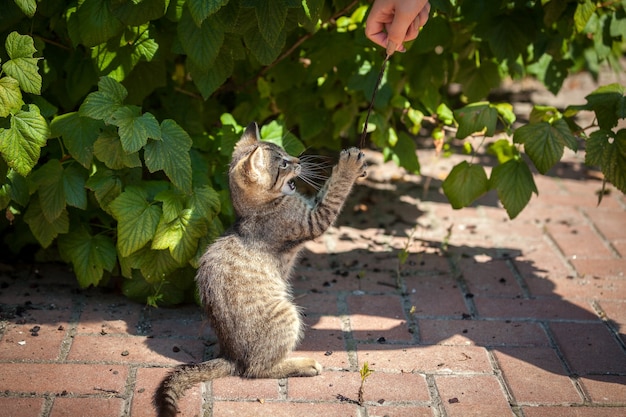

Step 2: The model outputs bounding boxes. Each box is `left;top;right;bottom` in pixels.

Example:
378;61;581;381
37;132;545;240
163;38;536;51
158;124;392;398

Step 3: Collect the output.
235;122;260;151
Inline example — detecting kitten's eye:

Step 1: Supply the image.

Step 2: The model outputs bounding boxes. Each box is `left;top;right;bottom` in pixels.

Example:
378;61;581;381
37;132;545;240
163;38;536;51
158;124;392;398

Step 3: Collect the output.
279;159;289;169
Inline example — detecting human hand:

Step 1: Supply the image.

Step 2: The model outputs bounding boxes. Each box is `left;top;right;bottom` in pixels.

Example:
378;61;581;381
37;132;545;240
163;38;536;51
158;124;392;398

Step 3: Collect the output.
365;0;431;55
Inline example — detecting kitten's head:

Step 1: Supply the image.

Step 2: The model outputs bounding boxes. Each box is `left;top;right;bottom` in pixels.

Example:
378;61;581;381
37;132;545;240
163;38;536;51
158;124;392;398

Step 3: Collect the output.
229;122;301;214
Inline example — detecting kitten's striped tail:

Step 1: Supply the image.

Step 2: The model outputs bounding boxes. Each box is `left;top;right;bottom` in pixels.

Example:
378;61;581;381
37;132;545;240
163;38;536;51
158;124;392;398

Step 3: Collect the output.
154;358;236;417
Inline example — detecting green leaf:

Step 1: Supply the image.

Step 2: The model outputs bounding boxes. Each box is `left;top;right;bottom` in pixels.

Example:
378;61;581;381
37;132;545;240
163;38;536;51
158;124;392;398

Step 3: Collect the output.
124;246;183;283
187;51;233;100
586;129;626;194
3;32;42;94
514;119;577;174
493;103;516;127
0;104;49;177
144;119;192;192
574;0;596;33
76;0;124;47
178;8;224;72
260;120;305;156
442;161;489;209
152;208;206;264
488;139;517;164
110;0;168;25
458;60;501;102
110;106;161;153
93;128;142;169
0;76;24;117
490;158;538;219
454;102;498;139
85;166;129;210
244;25;286;65
109;187;162;257
30;159;65;222
187;0;228;26
249;1;288;46
24;200;69;248
50;112;103;168
62;164;89;210
1;169;29;207
79;77;128;122
14;0;37;17
383;131;420;174
58;227;116;288
584;83;626;130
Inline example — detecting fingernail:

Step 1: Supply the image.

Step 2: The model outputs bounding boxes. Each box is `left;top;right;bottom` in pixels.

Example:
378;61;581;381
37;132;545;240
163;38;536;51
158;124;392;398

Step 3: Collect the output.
386;40;396;57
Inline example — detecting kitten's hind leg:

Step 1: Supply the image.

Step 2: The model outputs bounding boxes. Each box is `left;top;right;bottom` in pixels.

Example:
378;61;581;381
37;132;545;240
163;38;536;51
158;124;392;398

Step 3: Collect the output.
257;357;322;378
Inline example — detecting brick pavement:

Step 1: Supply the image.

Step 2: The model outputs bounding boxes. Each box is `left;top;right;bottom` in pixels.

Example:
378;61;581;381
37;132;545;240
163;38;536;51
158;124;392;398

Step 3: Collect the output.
1;145;625;417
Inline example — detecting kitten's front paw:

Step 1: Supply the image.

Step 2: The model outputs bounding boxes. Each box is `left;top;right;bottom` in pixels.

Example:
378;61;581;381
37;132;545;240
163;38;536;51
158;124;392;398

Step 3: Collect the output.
338;147;367;179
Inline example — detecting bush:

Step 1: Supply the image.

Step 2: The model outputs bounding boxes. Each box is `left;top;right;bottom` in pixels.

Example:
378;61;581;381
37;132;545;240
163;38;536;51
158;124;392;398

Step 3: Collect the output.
0;0;624;304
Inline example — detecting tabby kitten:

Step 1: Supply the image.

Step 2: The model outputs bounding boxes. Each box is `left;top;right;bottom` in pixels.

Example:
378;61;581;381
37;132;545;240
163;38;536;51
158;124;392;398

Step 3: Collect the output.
154;122;366;417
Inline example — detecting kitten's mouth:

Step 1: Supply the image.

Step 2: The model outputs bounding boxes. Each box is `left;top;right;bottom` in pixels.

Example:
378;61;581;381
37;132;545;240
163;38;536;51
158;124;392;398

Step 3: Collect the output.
282;179;297;195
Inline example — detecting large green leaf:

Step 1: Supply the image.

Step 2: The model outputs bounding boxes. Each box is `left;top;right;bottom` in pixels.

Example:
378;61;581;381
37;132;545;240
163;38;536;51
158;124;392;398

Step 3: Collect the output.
76;0;124;47
86;166;133;210
187;52;233;100
24;199;69;248
457;60;501;102
30;159;65;222
0;104;49;177
62;164;89;210
489;158;538;219
109;105;161;153
144;119;192;192
2;32;42;95
442;161;489;209
574;0;596;33
586;129;626;194
583;83;626;130
79;77;128;122
187;0;228;26
93;128;142;169
0;76;24;117
514;118;577;174
178;8;224;72
58;227;117;288
110;0;168;25
244;24;286;65
260;120;305;156
383;131;420;174
50;112;103;168
247;1;288;46
14;0;37;17
109;186;162;257
123;246;183;283
152;208;207;264
454;102;498;139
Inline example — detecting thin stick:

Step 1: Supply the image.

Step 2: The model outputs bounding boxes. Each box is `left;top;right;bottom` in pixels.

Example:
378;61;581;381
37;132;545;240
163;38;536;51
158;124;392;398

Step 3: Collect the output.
359;53;391;149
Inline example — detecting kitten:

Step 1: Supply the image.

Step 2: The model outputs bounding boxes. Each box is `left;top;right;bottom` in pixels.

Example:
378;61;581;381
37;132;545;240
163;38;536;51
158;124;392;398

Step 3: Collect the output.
154;122;366;417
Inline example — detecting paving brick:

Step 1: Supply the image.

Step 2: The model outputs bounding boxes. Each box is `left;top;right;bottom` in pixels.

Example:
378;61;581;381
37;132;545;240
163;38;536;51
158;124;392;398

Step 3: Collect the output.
526;274;626;300
295;315;349;369
571;259;626;278
523;406;626;417
132;367;203;417
77;297;142;335
549;322;626;374
435;375;514;417
287;370;360;402
0;397;45;417
366;405;434;417
67;334;205;364
494;347;582;404
473;296;599;321
579;375;626;403
582;207;626;243
0;363;127;394
597;300;626;344
406;275;469;318
147;305;213;339
361;371;430;403
347;295;412;342
295;293;339;316
458;258;522;297
49;397;124;417
357;344;492;373
546;220;614;260
419;319;549;347
0;310;70;361
213;377;280;400
211;401;359;417
513;241;573;283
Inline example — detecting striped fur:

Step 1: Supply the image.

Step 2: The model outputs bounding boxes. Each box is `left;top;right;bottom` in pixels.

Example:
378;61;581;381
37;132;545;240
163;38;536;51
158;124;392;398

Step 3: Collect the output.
154;122;366;416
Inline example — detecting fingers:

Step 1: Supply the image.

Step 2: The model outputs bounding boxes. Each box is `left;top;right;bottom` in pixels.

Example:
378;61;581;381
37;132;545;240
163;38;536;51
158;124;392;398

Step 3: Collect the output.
365;0;431;53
